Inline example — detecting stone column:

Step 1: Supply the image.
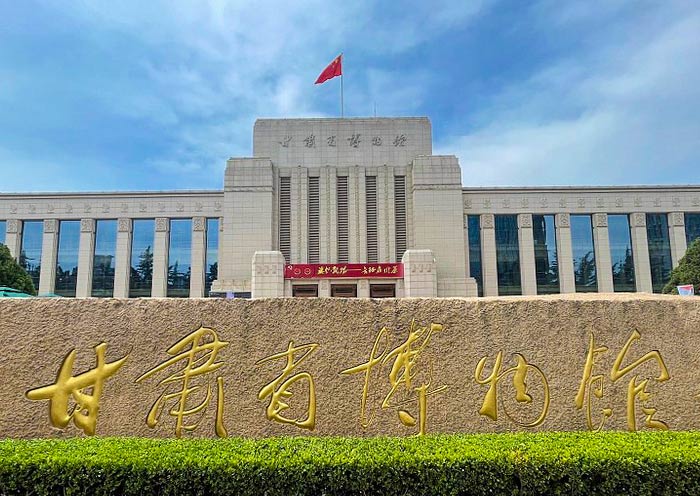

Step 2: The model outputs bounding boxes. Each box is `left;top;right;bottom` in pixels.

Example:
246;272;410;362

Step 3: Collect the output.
480;214;498;296
555;213;575;293
4;220;22;259
402;249;437;297
189;217;207;298
518;214;537;295
668;212;688;267
319;279;331;297
592;213;614;293
152;218;170;297
113;218;132;298
358;279;370;298
630;212;653;293
76;219;95;298
38;219;59;295
251;251;285;298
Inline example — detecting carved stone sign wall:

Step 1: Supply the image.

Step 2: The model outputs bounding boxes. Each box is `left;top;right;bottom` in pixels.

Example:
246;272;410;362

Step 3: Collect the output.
1;294;699;439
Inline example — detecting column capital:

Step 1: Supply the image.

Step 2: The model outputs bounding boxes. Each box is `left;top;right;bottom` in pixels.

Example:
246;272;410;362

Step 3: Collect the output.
630;212;647;228
193;216;206;232
155;217;170;232
480;213;495;229
555;213;570;228
592;213;608;228
80;219;95;233
43;219;58;233
669;212;685;227
118;218;132;233
6;219;21;234
517;213;533;229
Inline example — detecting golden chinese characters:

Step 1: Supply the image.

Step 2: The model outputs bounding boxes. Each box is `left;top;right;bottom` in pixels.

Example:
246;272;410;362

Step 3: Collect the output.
256;341;319;430
341;320;446;435
135;326;229;438
575;330;670;432
26;343;127;435
474;352;550;427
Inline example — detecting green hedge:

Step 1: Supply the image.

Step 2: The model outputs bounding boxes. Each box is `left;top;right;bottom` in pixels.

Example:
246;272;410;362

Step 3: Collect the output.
1;432;700;495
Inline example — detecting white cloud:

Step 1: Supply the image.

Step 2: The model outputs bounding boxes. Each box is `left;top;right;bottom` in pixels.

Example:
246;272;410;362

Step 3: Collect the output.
438;1;700;187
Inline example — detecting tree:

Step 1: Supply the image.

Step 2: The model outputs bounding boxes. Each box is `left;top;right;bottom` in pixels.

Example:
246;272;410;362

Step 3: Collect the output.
0;244;36;294
575;251;597;289
663;238;700;294
136;246;153;283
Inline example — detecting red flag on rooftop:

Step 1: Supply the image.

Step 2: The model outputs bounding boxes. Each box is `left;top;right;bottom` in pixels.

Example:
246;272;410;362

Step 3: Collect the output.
314;54;342;84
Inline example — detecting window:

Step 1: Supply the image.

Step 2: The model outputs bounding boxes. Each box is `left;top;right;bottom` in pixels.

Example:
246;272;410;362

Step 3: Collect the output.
205;218;219;297
686;213;700;247
646;213;672;293
20;221;43;291
279;177;291;262
495;215;521;295
608;215;635;292
54;220;80;297
167;219;192;298
366;176;378;263
0;220;6;245
129;219;155;297
370;284;395;298
467;215;483;296
571;215;597;292
92;220;117;297
394;176;407;261
337;176;349;263
308;177;320;263
533;215;559;294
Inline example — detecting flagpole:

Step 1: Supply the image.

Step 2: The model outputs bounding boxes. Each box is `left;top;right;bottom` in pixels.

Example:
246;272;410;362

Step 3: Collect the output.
340;53;344;118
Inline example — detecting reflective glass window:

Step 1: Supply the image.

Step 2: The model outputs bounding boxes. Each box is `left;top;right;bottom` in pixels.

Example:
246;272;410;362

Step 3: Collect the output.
646;213;672;293
495;215;521;295
54;221;80;297
92;220;117;297
608;214;635;292
20;221;43;291
129;219;155;297
467;215;483;297
167;219;192;298
686;213;700;247
205;218;219;297
533;215;559;294
571;215;597;292
0;220;6;245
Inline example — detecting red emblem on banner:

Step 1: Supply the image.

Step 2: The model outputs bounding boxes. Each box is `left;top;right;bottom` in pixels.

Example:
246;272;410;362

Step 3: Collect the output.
284;263;403;279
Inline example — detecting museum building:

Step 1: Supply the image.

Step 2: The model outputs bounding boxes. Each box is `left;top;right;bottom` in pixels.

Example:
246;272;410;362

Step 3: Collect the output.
1;117;699;299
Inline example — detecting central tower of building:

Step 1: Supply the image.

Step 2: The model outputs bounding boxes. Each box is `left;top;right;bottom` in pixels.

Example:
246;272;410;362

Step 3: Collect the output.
211;117;477;297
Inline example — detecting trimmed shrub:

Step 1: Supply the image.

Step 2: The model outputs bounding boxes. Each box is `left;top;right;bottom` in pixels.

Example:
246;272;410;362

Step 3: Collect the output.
1;432;700;495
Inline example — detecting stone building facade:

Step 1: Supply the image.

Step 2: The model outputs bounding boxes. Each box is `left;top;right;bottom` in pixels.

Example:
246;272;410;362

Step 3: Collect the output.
0;117;698;298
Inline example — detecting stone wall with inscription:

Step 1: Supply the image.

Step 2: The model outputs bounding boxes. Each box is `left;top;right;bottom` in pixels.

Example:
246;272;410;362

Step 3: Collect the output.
1;294;699;439
252;117;432;168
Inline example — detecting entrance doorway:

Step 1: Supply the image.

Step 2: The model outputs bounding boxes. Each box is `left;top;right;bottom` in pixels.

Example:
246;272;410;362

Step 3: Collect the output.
370;284;396;298
292;284;318;297
331;284;357;298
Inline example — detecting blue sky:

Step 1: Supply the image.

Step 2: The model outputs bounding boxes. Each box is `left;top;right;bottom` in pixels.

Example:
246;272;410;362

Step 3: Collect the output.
1;0;698;192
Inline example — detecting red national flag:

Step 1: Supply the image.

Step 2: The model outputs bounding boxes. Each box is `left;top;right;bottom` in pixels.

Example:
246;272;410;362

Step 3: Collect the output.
314;54;342;84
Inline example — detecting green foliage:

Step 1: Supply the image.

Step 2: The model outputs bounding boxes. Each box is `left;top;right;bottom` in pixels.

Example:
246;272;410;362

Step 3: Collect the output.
2;432;700;495
663;238;700;294
0;244;36;295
